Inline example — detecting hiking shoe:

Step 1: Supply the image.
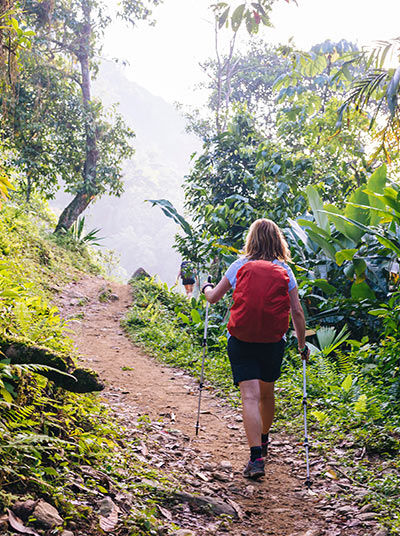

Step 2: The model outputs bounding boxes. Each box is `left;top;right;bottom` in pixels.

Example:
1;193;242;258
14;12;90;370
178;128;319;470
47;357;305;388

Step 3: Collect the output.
243;458;265;480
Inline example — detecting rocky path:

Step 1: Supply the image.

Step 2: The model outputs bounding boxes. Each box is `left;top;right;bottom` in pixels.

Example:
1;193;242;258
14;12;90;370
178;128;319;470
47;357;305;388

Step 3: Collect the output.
59;275;384;536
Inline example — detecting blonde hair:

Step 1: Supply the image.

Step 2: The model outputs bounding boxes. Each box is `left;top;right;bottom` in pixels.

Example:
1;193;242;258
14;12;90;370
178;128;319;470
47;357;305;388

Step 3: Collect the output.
244;218;292;262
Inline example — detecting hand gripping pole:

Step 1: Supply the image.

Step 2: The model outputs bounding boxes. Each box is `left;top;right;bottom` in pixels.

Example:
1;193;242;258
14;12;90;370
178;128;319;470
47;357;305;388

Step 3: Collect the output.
195;301;210;436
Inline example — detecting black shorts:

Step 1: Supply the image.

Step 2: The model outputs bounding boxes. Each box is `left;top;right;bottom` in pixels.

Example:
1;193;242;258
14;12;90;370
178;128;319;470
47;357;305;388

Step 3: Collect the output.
182;278;195;285
227;335;285;386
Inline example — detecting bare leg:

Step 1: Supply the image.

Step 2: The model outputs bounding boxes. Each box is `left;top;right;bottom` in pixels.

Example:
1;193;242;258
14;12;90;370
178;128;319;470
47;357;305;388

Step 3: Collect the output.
184;284;194;297
259;381;275;435
239;379;262;447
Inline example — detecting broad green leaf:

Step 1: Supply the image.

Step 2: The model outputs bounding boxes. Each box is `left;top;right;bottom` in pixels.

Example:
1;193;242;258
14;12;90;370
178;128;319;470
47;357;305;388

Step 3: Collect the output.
178;312;190;324
368;308;388;316
306;229;337;260
354;394;367;413
335;248;357;266
147;199;192;236
367;164;387;193
344;263;355;279
297;219;331;240
306;185;330;235
351;281;376;300
341;375;353;392
190;309;201;324
366;165;387;225
288;218;310;246
344;187;370;242
231;4;245;31
353;258;367;276
321;210;375;238
218;6;230;28
323;204;354;240
10;17;19;32
376;235;400;257
312;279;336;295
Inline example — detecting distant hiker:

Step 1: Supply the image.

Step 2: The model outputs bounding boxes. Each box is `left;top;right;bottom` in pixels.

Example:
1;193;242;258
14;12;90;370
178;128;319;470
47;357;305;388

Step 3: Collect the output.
177;260;197;298
202;218;309;480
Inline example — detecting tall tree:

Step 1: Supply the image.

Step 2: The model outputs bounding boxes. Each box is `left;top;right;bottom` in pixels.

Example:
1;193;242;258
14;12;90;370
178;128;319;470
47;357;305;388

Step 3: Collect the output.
183;0;297;139
23;0;162;231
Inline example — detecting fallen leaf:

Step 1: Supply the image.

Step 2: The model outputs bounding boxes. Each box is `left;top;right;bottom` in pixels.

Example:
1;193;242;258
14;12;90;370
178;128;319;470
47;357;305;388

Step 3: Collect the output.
157;505;172;521
7;509;40;536
326;469;338;480
226;498;244;520
196;472;209;482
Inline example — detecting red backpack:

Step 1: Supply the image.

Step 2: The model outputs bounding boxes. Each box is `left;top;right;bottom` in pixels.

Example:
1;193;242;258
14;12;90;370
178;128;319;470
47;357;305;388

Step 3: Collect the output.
227;260;290;343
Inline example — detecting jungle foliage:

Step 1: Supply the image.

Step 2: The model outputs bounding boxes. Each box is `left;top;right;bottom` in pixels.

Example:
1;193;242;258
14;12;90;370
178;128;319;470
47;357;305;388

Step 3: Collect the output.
147;26;400;535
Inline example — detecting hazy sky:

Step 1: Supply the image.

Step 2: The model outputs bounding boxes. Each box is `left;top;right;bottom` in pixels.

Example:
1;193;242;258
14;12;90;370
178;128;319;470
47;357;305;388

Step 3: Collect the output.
103;0;400;105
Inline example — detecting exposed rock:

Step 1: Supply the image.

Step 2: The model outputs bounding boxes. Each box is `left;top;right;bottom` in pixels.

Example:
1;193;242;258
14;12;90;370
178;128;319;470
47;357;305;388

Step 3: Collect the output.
1;338;104;392
360;503;374;513
337;505;353;514
172;530;195;536
33;500;63;529
219;460;232;472
358;512;377;521
12;500;37;521
98;496;118;517
61;532;75;536
109;293;119;301
130;267;150;280
303;529;323;536
173;491;237;518
213;471;230;482
202;462;216;472
245;485;255;496
374;529;388;536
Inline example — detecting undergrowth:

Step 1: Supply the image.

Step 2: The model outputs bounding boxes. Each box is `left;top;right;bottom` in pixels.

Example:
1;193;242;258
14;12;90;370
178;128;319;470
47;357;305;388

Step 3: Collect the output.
0;202;179;535
125;276;400;535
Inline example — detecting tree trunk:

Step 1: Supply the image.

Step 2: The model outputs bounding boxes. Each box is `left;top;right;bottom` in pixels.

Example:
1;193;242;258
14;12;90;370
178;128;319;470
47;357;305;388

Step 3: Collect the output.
55;0;99;232
54;190;92;233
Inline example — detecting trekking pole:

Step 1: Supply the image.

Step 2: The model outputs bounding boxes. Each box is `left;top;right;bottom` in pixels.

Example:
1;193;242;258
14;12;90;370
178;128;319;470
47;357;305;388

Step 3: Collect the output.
195;296;210;436
301;348;312;489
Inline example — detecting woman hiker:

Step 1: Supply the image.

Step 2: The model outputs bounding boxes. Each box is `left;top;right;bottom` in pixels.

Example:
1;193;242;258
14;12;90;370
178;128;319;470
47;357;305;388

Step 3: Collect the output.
202;218;310;479
177;260;198;298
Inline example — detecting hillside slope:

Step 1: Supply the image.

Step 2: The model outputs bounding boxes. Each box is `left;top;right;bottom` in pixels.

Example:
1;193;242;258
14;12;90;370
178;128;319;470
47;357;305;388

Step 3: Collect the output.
53;61;199;284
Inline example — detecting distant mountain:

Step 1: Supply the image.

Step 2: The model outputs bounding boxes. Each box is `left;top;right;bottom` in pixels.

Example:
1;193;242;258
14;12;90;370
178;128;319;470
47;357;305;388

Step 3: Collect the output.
53;60;200;285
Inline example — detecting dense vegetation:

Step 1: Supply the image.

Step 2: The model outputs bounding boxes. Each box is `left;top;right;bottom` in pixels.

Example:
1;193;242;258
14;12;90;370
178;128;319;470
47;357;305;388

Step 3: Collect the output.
1;0;400;534
126;275;400;533
147;6;400;536
0;204;188;535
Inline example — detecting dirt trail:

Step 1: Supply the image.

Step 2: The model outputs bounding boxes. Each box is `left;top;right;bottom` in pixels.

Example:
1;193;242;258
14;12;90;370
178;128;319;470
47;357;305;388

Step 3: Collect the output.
59;275;378;536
